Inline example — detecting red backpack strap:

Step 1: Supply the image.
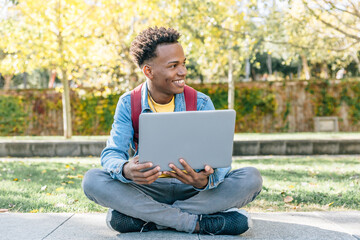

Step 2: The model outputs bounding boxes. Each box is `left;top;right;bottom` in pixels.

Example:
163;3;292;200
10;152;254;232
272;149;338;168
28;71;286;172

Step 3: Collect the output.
131;83;144;150
184;85;197;111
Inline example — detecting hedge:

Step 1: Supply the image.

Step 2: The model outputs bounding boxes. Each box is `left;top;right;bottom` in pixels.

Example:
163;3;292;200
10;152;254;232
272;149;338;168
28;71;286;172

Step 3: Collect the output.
1;79;360;136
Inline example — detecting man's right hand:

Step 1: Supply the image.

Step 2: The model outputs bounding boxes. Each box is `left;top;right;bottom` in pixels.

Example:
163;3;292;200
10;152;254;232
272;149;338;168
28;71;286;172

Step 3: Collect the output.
122;156;162;184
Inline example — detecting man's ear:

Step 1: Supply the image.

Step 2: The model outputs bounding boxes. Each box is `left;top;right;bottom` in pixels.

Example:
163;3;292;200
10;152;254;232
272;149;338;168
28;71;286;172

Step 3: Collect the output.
142;65;153;79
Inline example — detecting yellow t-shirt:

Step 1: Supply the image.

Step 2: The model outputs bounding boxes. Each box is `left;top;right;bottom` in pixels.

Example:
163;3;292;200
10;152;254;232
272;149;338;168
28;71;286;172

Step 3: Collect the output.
147;94;175;113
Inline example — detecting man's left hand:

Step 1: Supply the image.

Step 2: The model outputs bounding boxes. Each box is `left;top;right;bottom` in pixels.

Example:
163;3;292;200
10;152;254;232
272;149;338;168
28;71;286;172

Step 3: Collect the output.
163;159;214;189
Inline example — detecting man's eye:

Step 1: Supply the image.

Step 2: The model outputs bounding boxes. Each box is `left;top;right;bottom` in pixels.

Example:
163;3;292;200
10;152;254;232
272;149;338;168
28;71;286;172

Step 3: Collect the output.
170;65;176;68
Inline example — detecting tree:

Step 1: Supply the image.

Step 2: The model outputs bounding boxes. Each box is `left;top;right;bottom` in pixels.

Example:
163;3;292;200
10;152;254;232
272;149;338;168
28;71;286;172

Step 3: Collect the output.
13;0;101;138
0;1;34;90
261;0;360;79
301;0;360;72
156;0;257;109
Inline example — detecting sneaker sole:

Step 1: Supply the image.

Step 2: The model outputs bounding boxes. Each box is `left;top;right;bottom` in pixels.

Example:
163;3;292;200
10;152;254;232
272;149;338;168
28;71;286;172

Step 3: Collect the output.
106;209;117;232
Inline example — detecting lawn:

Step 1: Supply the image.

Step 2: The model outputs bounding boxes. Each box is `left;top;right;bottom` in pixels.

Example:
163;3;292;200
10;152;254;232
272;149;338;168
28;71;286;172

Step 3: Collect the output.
0;156;359;213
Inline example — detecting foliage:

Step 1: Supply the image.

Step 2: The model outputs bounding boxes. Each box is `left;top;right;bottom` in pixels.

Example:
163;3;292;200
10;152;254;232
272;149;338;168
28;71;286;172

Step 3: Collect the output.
194;83;277;132
305;80;339;116
2;80;360;135
340;81;360;123
72;90;120;135
305;80;360;124
0;95;26;134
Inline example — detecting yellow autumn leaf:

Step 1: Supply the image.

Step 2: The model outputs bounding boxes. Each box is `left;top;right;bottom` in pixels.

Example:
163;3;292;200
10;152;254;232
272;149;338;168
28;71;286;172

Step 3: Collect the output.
288;185;295;189
67;175;76;179
328;202;334;206
67;181;74;184
13;178;19;181
46;193;52;196
42;170;47;174
29;209;38;213
56;187;64;191
65;164;71;169
77;174;84;179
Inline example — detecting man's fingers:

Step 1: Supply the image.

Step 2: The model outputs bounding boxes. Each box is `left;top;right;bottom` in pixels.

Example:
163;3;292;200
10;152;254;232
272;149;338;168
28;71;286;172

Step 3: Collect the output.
169;163;188;179
178;159;196;176
202;165;214;176
132;166;160;178
163;171;188;184
141;166;161;178
134;162;153;171
133;173;161;184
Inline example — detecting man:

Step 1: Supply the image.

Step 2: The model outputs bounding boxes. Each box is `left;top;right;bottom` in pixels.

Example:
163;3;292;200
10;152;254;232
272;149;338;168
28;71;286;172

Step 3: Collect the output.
82;26;262;235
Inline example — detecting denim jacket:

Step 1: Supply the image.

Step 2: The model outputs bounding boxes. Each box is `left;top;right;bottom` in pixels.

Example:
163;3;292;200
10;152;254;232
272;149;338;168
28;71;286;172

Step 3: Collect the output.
100;81;231;191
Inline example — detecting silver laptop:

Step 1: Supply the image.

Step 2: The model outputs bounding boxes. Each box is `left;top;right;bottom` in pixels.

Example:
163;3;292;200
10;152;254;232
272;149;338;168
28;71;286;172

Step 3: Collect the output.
138;110;235;171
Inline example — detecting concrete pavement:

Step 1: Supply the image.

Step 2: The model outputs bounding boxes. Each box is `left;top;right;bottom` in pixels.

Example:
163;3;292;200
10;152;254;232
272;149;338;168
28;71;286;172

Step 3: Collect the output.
1;133;360;157
3;139;360;157
1;211;359;240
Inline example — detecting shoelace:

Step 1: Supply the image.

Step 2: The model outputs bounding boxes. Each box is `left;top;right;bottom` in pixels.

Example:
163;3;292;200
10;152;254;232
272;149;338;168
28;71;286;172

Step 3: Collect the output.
140;222;151;233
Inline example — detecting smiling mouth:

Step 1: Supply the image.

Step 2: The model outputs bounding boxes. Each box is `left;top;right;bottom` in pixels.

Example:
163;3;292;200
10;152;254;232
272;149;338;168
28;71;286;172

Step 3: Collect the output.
173;79;185;84
173;79;185;88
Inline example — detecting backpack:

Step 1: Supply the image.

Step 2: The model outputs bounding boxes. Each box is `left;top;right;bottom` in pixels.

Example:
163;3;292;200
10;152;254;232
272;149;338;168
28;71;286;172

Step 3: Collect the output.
131;82;197;150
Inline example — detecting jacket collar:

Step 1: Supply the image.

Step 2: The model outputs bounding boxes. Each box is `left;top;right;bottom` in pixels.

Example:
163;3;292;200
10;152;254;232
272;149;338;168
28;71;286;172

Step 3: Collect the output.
140;80;186;113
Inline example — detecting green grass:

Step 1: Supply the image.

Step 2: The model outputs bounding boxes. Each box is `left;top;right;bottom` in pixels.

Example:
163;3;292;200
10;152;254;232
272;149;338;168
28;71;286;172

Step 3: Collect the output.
0;158;106;213
0;136;108;141
233;156;360;212
0;156;359;213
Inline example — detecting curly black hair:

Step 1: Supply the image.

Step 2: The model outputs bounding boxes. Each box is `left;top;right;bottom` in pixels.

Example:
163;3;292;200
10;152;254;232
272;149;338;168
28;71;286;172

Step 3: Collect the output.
130;26;181;67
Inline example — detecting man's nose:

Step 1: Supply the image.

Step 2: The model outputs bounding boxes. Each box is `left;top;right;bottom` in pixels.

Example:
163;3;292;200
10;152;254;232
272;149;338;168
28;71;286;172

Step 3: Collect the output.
178;65;187;76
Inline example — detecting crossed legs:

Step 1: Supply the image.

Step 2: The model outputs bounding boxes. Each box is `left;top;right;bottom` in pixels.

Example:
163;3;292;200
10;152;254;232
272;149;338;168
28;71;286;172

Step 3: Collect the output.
82;167;262;233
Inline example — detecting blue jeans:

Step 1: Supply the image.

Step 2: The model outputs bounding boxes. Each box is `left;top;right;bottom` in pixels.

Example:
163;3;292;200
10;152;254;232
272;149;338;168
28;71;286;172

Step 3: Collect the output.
82;167;262;233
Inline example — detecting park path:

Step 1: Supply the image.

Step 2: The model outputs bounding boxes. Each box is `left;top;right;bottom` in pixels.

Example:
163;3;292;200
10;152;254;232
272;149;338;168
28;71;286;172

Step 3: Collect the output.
1;211;359;240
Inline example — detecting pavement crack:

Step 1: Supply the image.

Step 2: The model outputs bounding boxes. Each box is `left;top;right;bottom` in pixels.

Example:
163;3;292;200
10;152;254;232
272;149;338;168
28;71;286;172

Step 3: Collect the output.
42;213;75;240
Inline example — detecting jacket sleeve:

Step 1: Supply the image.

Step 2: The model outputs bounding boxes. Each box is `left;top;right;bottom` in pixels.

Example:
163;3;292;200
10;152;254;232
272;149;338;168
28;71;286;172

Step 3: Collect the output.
100;94;134;183
193;92;231;191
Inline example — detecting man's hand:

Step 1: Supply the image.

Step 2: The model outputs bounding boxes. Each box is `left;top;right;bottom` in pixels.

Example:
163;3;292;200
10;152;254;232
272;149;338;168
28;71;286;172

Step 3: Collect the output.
163;159;214;189
123;156;162;184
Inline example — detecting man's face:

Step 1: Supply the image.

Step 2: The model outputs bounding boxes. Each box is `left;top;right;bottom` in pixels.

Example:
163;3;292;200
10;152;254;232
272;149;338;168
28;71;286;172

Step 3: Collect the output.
146;43;187;103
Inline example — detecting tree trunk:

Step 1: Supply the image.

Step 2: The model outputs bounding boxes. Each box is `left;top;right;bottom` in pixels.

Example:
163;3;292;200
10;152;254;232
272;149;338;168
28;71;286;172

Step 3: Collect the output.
3;74;13;90
56;0;72;138
297;60;302;79
267;53;272;75
61;68;72;138
301;55;311;80
350;51;360;73
245;58;250;82
228;39;234;109
320;62;329;79
48;69;56;88
23;72;28;89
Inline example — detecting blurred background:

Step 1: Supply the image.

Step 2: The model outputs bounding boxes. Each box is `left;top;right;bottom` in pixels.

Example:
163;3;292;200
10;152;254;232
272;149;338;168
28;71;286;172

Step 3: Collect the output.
1;0;359;137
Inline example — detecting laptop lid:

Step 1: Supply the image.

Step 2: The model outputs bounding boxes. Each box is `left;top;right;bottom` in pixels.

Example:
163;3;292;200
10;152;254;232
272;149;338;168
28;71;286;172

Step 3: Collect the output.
138;110;235;171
